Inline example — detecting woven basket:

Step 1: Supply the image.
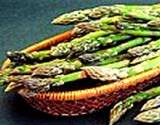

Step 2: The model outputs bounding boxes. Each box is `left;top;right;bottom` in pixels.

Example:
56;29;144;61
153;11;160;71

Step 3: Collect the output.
2;30;160;116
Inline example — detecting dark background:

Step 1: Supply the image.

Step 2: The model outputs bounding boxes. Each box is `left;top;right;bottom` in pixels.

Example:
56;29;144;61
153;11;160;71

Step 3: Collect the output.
0;0;160;125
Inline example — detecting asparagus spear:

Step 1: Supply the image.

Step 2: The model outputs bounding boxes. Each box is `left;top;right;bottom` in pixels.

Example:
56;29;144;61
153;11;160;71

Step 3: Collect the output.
115;22;160;30
148;18;160;27
131;49;160;64
150;4;160;17
123;10;157;21
73;16;123;34
7;31;113;65
13;59;83;77
69;33;131;57
95;54;130;65
83;55;160;81
79;37;151;64
134;107;160;123
73;12;160;34
0;69;11;85
51;5;123;24
10;59;73;74
4;59;130;92
109;87;160;125
52;5;153;24
128;38;160;57
140;96;160;111
75;23;160;37
120;29;160;36
74;19;160;35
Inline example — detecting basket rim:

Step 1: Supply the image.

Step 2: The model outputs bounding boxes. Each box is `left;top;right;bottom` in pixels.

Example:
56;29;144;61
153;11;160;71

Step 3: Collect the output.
18;67;160;101
2;29;160;101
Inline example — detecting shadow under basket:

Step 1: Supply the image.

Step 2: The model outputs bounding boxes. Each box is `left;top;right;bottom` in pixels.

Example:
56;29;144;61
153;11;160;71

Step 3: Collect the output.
2;30;160;116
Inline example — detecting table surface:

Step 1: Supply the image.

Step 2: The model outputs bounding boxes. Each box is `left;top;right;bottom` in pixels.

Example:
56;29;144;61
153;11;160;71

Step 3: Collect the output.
0;0;160;125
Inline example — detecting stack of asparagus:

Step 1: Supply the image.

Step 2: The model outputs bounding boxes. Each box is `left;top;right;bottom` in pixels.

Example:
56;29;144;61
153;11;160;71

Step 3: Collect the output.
1;4;160;124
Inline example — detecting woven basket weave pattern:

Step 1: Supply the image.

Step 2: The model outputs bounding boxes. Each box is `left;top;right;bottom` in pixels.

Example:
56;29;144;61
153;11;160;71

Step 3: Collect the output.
21;76;160;116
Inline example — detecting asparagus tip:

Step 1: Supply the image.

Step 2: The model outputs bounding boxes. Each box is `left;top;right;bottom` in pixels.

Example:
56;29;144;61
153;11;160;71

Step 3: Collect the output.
134;108;160;123
5;82;22;92
51;20;56;24
51;17;64;24
5;82;15;92
6;51;12;57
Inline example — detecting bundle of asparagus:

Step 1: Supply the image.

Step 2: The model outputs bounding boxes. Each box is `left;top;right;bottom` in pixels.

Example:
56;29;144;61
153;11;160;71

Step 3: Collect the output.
2;3;160;123
5;53;160;92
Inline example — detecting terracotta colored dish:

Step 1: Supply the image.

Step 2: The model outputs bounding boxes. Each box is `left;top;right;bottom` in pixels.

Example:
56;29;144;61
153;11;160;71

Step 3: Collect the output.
2;30;160;116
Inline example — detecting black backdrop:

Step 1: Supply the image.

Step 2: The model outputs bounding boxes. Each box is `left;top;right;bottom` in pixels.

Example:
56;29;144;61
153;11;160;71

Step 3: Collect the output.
0;0;160;125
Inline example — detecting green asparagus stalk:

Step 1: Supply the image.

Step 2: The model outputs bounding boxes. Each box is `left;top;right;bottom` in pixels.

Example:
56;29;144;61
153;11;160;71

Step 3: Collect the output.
149;6;160;18
83;55;160;81
123;10;157;21
134;107;160;123
115;22;160;30
7;31;113;65
109;87;160;125
79;37;151;64
131;49;160;64
95;54;130;65
73;16;125;34
73;16;123;34
4;59;130;92
120;29;160;36
69;33;131;57
72;9;160;34
13;59;83;77
0;69;11;85
140;96;160;112
128;38;160;57
51;5;123;24
74;18;160;35
148;19;160;27
10;59;72;74
52;5;153;24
